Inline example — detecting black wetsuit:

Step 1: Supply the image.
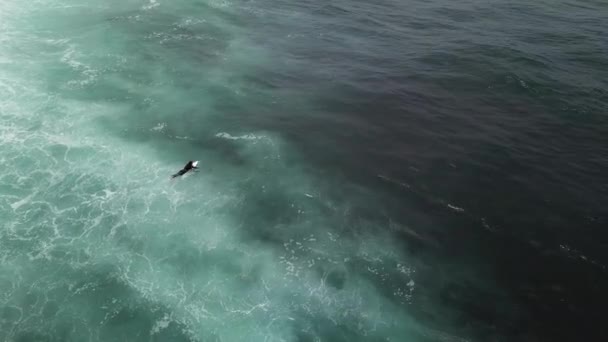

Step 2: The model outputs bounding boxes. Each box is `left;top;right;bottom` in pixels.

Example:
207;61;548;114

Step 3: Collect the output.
172;161;198;178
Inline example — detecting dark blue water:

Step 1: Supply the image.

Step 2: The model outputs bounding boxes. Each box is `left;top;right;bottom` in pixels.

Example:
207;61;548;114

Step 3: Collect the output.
1;0;607;341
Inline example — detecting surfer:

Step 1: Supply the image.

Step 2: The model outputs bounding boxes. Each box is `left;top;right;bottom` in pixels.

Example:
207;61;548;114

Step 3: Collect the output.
171;160;199;178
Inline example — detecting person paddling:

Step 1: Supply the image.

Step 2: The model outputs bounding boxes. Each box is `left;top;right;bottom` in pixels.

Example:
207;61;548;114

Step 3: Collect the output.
171;160;199;178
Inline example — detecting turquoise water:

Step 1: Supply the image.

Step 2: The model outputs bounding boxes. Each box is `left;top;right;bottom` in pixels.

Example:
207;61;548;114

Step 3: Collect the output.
1;1;425;341
2;0;607;341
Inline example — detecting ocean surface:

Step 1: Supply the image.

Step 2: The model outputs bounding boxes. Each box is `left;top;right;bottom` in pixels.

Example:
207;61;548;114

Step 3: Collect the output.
1;0;607;341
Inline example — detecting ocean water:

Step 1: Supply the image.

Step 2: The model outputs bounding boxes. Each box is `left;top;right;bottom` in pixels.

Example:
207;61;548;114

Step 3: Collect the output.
1;0;607;341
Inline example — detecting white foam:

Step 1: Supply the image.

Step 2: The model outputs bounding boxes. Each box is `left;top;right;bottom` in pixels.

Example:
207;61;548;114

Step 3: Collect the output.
143;0;160;10
150;314;172;335
378;174;411;189
215;132;266;141
10;192;35;211
447;204;465;212
151;122;167;132
60;45;99;87
396;263;414;276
